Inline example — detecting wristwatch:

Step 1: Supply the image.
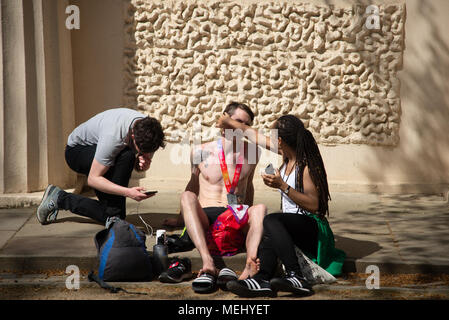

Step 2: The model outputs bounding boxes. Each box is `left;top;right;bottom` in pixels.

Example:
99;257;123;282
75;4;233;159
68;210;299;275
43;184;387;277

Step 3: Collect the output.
283;185;291;195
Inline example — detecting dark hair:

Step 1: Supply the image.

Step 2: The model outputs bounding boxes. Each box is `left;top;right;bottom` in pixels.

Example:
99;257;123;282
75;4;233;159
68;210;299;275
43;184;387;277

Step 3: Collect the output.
133;117;166;153
274;115;331;218
224;102;255;124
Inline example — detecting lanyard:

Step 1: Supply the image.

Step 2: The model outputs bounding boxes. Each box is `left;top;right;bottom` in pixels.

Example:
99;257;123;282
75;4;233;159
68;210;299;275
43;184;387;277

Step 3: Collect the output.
217;138;244;194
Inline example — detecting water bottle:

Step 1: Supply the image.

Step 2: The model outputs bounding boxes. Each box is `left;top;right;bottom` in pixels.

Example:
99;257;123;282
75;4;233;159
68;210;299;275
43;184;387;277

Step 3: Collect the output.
153;229;169;276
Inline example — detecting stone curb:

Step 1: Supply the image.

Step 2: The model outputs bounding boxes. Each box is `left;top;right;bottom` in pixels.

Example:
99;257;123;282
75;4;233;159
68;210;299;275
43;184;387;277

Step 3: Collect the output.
2;254;449;276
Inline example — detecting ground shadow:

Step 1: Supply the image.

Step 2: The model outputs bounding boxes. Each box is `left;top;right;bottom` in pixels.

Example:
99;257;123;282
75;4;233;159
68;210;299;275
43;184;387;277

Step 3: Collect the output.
126;212;183;234
52;212;182;230
54;217;104;226
335;235;381;260
335;235;382;273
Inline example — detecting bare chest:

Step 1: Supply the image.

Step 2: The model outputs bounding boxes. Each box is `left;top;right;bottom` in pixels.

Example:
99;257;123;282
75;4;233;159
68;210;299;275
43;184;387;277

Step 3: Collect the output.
199;162;252;186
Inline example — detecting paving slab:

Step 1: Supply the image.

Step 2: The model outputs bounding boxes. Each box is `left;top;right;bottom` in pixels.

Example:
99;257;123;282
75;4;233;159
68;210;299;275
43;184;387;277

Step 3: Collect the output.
0;232;16;251
0;209;33;231
19;211;104;238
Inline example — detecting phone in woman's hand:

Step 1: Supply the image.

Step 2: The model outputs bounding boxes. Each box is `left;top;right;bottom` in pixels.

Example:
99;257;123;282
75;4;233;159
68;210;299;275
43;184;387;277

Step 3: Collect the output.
265;164;275;175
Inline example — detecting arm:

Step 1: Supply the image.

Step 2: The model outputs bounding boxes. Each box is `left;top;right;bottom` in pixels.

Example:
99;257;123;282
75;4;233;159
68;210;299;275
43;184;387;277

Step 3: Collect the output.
185;162;200;195
243;143;259;206
218;113;281;154
262;167;319;213
87;159;152;201
163;148;200;227
281;166;319;213
244;168;255;207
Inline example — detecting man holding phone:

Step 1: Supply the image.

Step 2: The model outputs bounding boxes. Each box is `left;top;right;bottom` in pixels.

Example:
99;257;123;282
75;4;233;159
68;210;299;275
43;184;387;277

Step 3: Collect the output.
36;108;165;225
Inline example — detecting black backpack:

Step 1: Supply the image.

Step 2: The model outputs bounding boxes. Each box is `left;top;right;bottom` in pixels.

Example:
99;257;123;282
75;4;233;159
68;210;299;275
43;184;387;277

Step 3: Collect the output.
93;217;153;282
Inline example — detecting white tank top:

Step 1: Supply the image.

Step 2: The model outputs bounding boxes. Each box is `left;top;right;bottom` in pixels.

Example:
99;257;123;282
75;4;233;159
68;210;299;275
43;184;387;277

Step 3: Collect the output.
279;165;300;214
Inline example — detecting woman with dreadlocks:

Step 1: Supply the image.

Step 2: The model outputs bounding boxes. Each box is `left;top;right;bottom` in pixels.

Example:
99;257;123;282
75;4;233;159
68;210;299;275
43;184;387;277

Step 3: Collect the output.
217;114;346;298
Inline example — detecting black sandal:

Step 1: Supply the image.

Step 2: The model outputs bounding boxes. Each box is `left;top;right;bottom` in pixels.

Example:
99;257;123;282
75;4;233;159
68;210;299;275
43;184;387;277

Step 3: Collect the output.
192;272;217;294
217;268;238;291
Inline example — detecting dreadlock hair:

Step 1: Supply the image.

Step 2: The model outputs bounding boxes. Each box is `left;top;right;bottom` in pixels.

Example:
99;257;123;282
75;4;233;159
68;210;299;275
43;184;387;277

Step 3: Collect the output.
274;115;331;219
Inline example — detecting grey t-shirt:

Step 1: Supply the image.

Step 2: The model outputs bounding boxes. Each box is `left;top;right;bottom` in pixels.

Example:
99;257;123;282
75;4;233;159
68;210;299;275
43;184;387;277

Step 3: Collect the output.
67;108;146;167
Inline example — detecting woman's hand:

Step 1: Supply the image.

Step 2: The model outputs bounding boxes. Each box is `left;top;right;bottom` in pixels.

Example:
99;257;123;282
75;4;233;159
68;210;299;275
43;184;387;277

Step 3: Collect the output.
261;169;288;190
217;112;234;129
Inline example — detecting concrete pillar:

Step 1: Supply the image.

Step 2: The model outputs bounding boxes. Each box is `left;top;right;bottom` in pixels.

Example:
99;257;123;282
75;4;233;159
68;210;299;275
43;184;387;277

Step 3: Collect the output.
0;0;75;193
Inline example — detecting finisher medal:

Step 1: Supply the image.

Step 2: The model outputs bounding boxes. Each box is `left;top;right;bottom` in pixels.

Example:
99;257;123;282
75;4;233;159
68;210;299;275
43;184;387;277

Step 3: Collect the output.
217;138;244;205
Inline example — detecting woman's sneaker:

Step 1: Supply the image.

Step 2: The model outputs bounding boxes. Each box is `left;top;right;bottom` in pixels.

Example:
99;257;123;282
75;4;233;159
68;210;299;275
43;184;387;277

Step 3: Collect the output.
36;184;62;225
159;258;192;283
227;277;276;298
270;271;313;296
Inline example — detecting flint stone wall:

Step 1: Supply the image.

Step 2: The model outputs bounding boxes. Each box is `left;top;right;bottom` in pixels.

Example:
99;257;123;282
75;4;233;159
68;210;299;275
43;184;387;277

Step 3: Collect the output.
123;0;405;146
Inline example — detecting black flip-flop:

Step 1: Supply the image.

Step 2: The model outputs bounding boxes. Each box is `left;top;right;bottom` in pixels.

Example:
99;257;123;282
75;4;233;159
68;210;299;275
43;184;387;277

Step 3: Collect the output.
192;272;217;294
217;268;238;291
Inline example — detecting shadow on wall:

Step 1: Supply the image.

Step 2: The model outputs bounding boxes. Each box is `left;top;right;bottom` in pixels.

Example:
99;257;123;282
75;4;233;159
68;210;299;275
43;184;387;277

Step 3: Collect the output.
361;1;449;193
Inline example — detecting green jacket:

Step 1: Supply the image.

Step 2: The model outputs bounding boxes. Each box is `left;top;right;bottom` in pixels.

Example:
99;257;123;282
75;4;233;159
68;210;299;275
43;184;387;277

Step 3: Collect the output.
305;213;346;276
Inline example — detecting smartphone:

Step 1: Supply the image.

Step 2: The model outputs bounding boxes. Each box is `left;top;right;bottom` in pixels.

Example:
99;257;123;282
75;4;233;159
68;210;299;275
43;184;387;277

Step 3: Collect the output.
142;190;158;196
265;163;275;175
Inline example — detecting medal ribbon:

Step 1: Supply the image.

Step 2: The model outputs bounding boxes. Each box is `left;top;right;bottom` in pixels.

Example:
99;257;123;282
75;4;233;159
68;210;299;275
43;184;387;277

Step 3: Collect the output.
217;138;244;194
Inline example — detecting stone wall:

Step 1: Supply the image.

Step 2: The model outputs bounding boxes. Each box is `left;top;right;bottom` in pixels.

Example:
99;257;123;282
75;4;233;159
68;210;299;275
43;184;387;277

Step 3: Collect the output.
123;0;405;146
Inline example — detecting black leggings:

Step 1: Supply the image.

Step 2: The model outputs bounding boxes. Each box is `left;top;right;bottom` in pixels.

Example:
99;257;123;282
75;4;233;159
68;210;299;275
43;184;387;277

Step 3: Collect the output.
57;145;136;223
256;212;318;280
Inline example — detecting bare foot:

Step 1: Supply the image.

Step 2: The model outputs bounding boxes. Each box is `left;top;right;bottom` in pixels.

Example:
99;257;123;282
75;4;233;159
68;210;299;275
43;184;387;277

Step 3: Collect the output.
238;257;260;280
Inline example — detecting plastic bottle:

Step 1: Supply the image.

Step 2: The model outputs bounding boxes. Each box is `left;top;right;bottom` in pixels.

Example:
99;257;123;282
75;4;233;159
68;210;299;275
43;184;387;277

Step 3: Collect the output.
153;229;169;276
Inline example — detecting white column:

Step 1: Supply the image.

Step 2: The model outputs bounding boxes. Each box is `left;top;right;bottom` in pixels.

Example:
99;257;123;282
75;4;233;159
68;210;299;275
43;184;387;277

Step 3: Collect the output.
0;0;75;193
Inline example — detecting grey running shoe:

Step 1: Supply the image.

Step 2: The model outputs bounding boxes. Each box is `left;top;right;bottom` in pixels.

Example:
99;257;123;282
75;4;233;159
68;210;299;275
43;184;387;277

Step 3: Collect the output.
36;184;62;225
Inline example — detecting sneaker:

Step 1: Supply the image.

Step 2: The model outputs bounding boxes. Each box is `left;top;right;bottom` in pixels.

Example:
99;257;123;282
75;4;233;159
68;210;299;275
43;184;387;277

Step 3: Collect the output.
36;184;62;225
226;277;276;298
270;271;313;295
159;258;192;283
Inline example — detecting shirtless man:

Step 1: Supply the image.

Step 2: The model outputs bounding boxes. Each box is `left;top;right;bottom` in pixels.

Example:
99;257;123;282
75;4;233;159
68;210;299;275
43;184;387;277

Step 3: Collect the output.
165;103;266;288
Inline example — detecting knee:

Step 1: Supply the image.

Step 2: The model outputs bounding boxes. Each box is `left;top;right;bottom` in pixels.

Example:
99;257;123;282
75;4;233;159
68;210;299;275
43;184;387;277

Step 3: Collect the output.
254;203;267;216
248;204;267;222
180;191;197;208
262;213;278;230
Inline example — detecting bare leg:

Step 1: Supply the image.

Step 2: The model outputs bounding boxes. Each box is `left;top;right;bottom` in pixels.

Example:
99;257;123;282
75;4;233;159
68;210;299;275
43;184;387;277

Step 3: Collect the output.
239;204;267;280
180;191;217;276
